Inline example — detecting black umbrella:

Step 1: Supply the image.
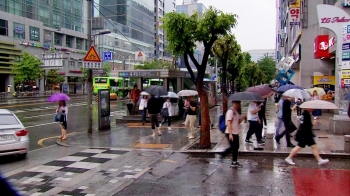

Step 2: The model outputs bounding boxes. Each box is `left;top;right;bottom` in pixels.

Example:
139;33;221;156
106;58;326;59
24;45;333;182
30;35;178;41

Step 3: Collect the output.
228;92;264;101
277;85;304;93
144;85;167;96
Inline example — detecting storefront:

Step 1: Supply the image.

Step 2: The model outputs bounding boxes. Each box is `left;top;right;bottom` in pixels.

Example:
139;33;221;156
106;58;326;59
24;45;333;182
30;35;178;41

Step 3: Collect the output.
313;76;335;91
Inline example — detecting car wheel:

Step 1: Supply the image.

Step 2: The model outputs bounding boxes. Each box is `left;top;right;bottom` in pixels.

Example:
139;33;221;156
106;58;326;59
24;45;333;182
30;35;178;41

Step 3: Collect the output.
17;153;27;159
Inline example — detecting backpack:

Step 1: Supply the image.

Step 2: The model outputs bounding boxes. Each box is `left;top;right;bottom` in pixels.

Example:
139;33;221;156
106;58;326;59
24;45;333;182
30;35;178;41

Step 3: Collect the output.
219;109;232;133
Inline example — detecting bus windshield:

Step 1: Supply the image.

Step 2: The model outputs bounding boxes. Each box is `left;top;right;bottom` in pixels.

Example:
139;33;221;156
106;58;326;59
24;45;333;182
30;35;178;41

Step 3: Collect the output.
94;78;107;83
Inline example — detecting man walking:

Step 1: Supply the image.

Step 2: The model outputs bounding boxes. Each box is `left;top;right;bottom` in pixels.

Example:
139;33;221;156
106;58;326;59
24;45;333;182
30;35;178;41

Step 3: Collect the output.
245;101;264;144
220;101;246;167
275;98;296;147
275;95;285;139
147;95;162;137
130;85;141;115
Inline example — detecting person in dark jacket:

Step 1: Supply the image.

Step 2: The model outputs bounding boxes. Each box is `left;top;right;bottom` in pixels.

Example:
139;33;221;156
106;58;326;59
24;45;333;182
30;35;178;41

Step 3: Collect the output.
257;98;267;138
275;98;296;147
147;95;162;137
285;109;329;165
0;172;20;196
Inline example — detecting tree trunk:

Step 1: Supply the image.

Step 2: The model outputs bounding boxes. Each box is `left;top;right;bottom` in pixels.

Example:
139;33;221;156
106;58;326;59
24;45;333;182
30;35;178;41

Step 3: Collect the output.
221;59;228;115
198;83;211;148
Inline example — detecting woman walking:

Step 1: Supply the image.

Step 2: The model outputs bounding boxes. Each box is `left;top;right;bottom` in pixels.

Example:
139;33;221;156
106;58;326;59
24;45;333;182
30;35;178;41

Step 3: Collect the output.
57;100;68;140
185;100;197;139
311;90;322;119
285;108;329;165
139;95;148;125
160;98;173;131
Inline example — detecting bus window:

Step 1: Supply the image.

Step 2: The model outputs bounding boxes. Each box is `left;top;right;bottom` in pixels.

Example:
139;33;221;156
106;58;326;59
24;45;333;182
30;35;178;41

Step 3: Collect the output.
95;78;107;83
150;81;163;86
109;79;117;87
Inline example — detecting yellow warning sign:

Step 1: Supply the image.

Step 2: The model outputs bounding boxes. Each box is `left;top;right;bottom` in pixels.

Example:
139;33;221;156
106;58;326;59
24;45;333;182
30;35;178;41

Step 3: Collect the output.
137;52;143;57
83;46;101;62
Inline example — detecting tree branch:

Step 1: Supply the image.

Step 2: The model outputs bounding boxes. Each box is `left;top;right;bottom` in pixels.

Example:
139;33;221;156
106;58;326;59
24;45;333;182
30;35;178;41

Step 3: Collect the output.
186;50;200;70
184;52;196;82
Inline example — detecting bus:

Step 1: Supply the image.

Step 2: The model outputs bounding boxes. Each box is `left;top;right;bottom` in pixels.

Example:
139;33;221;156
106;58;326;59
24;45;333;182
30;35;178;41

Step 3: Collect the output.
92;77;134;95
142;79;163;89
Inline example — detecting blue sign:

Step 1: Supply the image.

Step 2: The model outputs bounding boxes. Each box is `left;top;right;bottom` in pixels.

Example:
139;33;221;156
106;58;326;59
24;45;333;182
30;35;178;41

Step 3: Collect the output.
103;52;113;61
212;75;216;80
343;43;350;50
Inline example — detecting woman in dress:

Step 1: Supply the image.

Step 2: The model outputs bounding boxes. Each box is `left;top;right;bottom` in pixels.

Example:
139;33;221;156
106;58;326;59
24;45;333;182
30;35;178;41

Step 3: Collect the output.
57;100;68;139
139;95;148;125
160;98;172;131
311;90;322;119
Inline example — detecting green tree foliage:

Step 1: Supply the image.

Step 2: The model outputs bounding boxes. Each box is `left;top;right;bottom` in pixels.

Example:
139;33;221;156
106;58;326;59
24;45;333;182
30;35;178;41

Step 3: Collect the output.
162;7;238;147
134;60;173;70
256;54;277;83
46;69;65;89
102;62;112;77
12;52;43;85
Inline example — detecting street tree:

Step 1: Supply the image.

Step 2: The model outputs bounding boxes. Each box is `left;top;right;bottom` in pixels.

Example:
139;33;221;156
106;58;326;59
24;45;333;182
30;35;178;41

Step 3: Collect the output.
46;69;65;90
102;62;112;77
256;55;277;84
162;7;238;147
212;34;241;114
228;52;244;92
12;52;43;91
134;60;173;70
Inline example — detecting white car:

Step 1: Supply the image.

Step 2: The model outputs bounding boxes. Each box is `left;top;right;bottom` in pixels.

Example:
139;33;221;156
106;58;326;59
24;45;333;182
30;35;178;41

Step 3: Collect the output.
0;109;29;158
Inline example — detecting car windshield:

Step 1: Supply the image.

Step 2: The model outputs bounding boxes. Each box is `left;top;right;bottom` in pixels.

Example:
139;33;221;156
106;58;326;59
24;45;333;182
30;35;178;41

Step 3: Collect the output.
0;114;20;125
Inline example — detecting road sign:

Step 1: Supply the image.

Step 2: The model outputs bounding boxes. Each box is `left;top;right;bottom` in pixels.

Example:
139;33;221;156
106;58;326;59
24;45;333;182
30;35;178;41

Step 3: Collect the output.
82;61;102;69
84;46;101;62
103;52;113;61
212;75;216;80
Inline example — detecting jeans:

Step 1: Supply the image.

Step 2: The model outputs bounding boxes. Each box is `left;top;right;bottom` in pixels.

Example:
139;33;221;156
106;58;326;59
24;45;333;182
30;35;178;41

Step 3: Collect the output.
276;119;293;146
183;109;188;121
150;114;159;130
132;101;138;114
221;134;239;162
246;120;262;142
185;115;197;137
161;116;172;127
275;118;284;138
141;108;147;122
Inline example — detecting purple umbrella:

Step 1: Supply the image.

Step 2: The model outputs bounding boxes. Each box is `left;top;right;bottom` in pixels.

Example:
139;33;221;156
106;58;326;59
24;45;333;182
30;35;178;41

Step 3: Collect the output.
47;93;70;102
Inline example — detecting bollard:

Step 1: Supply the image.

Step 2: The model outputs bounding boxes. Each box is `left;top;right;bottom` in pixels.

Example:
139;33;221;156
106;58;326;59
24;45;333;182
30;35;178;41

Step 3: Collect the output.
344;135;350;153
264;132;275;151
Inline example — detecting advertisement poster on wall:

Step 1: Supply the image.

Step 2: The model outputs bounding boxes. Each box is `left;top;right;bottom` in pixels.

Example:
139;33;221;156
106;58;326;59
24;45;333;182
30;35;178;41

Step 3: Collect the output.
313;76;335;91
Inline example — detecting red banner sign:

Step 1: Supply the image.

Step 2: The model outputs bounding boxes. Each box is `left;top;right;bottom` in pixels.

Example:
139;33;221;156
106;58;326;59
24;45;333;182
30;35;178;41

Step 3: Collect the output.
314;35;330;59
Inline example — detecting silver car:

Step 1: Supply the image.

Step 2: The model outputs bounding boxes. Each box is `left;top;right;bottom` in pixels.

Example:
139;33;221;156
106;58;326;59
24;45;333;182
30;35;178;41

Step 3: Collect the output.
0;109;29;158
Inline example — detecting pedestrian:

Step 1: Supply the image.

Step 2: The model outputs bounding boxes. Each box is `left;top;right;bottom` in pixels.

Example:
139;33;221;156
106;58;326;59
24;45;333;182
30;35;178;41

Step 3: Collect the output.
197;97;201;128
185;99;197;139
147;95;162;137
220;101;247;167
59;110;68;140
292;98;302;118
257;97;267;138
275;97;296;147
57;100;68;139
139;95;148;125
285;108;329;165
0;172;20;196
182;97;191;125
275;95;285;139
130;85;141;115
274;93;281;113
311;90;322;119
160;97;172;131
245;101;264;144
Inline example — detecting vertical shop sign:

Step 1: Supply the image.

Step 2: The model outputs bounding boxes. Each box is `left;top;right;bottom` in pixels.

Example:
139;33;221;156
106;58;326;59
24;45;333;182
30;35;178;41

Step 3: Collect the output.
290;8;300;26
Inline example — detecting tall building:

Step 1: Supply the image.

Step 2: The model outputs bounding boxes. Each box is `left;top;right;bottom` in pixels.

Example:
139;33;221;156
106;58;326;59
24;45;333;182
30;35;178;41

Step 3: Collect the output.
0;0;89;92
247;49;276;62
275;0;339;88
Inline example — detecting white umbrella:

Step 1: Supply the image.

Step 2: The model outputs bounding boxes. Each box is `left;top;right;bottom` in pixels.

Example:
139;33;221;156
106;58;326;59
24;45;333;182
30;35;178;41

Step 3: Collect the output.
299;100;338;109
177;90;198;97
283;89;311;100
161;92;179;98
140;91;150;96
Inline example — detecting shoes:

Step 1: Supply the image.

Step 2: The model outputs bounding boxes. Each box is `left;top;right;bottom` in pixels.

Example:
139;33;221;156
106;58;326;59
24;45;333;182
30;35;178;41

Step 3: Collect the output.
230;162;242;168
245;140;253;144
188;136;195;139
285;157;295;165
318;159;329;165
287;144;296;148
168;127;172;131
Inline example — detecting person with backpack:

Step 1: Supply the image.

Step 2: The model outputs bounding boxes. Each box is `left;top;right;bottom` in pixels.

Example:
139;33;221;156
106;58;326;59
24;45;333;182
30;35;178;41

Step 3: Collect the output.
219;101;247;167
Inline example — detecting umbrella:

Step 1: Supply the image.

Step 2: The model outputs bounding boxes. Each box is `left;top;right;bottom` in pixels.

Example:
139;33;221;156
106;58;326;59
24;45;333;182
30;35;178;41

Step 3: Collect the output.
47;93;70;102
177;90;198;97
143;85;167;96
140;91;150;96
283;89;311;99
299;100;338;109
308;87;326;97
161;92;179;98
228;92;264;101
245;85;273;96
277;85;304;93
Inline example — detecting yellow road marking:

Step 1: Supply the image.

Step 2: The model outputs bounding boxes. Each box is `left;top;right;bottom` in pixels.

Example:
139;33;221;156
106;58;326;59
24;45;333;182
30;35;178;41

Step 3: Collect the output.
37;132;77;146
134;143;169;148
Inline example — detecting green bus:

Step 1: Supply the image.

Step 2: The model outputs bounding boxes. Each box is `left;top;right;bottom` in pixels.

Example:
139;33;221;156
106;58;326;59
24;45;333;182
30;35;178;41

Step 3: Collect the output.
92;77;133;95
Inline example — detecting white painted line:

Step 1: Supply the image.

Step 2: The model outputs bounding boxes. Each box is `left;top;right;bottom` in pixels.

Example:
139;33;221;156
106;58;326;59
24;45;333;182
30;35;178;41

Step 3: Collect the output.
24;113;56;119
26;122;57;128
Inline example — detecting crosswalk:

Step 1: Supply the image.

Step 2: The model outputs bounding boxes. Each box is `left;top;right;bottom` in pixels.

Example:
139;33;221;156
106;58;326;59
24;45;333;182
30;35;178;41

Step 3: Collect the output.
11;102;87;114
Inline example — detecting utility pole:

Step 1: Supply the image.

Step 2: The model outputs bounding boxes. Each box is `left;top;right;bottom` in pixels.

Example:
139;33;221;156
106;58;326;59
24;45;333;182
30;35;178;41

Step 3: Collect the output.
87;0;93;133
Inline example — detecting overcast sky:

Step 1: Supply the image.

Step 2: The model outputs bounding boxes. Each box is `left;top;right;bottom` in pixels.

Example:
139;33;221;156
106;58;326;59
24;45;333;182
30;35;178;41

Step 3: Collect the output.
175;0;276;51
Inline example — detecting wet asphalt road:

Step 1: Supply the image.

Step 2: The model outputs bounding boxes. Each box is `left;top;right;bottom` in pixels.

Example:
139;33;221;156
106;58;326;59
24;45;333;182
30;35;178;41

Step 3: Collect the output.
0;96;128;151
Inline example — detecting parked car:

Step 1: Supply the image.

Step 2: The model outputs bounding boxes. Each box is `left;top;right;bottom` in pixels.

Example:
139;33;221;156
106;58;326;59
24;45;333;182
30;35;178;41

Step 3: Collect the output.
0;109;29;159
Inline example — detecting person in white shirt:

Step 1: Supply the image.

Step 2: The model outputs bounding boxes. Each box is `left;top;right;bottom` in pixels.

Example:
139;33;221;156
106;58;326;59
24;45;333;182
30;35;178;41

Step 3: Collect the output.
160;98;173;131
220;101;247;167
245;101;264;144
139;95;148;125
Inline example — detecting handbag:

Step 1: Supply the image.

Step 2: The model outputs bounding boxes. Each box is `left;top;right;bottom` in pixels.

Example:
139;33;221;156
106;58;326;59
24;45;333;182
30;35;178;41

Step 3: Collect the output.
54;112;61;122
139;103;145;110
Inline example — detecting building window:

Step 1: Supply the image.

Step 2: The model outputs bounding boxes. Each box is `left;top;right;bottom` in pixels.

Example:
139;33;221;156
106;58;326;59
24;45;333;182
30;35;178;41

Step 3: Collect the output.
30;26;40;42
0;19;8;36
44;30;52;44
69;61;75;66
78;62;82;67
13;22;25;39
76;38;82;49
54;33;62;46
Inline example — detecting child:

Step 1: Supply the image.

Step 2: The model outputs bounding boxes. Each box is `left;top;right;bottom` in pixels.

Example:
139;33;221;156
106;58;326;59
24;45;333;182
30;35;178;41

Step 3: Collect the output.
60;110;67;140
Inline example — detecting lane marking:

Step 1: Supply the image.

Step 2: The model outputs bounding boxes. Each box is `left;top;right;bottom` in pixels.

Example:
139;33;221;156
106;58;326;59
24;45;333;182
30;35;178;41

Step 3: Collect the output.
37;132;77;146
26;122;57;128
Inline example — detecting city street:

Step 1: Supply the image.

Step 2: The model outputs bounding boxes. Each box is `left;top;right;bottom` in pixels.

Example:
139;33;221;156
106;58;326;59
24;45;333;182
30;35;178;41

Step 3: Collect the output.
0;96;127;151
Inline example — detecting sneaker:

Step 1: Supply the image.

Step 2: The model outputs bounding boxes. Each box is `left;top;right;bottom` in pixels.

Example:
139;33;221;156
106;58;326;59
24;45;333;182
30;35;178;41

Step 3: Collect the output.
285;157;295;165
168;127;172;131
258;140;265;144
189;136;195;139
230;162;242;168
318;159;329;165
245;140;253;144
